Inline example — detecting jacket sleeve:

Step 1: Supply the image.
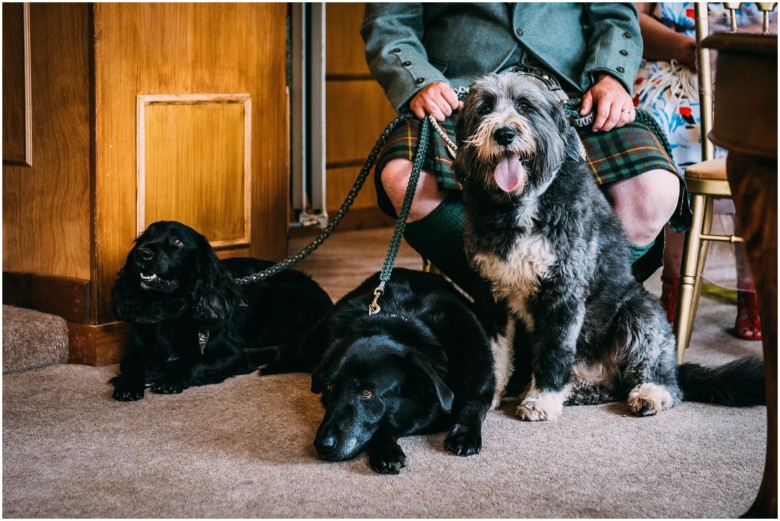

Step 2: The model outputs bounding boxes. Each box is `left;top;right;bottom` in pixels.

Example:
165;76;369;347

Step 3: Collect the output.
360;3;450;112
579;3;643;94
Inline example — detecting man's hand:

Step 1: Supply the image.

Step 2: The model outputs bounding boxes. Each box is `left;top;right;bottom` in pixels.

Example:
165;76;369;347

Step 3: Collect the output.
409;81;463;121
580;74;635;132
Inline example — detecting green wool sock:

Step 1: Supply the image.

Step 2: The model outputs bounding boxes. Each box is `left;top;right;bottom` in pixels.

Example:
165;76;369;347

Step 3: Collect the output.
628;240;656;265
402;194;490;300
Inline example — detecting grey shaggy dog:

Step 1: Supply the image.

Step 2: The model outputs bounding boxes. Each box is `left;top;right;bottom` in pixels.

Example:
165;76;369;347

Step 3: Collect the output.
454;72;765;420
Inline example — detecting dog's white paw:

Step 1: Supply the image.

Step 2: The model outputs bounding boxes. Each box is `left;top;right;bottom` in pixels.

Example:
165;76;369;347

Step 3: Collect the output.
627;383;674;417
515;393;564;421
491;388;505;410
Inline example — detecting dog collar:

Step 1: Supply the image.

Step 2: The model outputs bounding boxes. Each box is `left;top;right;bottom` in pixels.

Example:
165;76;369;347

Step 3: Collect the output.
503;64;569;103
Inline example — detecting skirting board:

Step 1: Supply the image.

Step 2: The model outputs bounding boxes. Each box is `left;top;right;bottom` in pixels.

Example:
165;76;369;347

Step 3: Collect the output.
3;271;90;324
67;321;130;366
3;271;129;366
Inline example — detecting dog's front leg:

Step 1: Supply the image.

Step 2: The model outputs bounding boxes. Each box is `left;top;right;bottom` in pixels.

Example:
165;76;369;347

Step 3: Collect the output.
152;353;199;394
444;400;489;456
112;332;149;401
367;425;406;474
516;298;583;421
151;357;197;394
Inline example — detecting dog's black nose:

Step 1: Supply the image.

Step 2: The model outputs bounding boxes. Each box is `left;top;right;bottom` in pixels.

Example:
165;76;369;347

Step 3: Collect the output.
135;248;154;262
318;436;337;452
494;127;516;146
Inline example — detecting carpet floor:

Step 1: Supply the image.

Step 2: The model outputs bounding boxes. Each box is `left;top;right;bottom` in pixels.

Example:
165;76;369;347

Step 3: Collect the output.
2;227;768;518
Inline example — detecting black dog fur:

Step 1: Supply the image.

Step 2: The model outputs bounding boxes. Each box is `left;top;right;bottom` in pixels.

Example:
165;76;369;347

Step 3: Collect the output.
110;220;333;401
309;268;496;474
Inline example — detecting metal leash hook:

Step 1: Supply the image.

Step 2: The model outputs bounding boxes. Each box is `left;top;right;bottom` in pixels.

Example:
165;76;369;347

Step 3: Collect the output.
368;281;385;315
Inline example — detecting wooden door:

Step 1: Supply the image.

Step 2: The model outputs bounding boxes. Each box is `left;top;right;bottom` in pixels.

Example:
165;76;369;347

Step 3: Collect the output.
325;3;396;228
93;3;289;322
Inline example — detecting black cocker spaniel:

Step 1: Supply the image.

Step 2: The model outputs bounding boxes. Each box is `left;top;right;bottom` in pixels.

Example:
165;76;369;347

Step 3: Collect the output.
110;220;333;401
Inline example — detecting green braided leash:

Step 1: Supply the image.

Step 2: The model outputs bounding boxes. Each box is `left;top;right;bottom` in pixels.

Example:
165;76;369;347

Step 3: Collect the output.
233;112;413;286
368;116;431;315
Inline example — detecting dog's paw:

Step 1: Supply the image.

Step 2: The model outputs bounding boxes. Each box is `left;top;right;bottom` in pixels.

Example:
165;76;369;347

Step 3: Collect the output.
112;386;145;401
444;425;482;456
628;383;674;417
368;443;407;474
112;379;145;401
516;395;563;421
151;379;185;395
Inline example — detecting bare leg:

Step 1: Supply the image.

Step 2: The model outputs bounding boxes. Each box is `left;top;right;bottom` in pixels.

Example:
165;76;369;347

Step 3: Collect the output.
602;169;681;247
380;158;445;222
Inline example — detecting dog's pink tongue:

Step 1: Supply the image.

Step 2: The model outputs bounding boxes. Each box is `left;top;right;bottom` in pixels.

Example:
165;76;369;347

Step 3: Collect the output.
493;155;525;193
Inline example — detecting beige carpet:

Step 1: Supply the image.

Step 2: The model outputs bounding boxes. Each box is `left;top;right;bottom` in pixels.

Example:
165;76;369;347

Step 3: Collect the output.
2;228;768;518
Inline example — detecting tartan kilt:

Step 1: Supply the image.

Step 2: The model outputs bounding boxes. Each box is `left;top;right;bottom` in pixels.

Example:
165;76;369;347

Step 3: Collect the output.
375;114;690;233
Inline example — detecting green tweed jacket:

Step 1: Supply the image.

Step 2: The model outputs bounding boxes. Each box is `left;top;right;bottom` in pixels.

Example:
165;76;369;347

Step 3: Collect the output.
361;3;642;112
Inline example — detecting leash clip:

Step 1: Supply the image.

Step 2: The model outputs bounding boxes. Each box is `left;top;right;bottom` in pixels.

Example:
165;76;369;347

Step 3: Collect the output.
368;282;385;315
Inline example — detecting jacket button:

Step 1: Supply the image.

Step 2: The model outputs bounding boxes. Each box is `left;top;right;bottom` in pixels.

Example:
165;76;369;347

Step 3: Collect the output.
391;48;401;53
623;32;632;39
403;61;412;67
516;28;524;37
620;50;628;56
616;66;625;73
415;77;425;85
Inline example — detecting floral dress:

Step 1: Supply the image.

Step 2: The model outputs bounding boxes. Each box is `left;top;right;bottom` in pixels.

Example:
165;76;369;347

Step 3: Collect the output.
633;3;772;170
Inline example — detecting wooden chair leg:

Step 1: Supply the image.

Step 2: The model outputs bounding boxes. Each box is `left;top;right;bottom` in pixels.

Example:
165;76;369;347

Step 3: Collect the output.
689;196;715;342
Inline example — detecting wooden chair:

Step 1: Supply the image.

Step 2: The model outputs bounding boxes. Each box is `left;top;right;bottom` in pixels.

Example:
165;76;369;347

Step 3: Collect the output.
674;2;775;363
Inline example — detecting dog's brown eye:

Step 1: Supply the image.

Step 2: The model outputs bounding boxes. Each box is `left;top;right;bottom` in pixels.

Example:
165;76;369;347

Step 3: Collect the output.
325;384;334;392
516;100;530;111
361;389;373;399
171;238;184;248
478;104;493;115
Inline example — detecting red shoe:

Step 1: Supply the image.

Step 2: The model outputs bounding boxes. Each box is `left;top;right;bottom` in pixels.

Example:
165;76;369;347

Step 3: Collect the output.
735;291;762;341
660;275;680;324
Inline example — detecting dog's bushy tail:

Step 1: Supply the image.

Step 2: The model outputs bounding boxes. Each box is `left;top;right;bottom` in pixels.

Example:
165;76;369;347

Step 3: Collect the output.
678;357;765;406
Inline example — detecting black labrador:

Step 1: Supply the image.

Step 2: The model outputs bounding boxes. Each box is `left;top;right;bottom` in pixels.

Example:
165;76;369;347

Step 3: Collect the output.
310;268;496;474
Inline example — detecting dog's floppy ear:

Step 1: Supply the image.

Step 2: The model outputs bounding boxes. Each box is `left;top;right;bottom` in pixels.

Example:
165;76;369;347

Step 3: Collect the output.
191;232;243;327
310;339;343;394
111;250;143;321
410;352;454;414
311;364;326;394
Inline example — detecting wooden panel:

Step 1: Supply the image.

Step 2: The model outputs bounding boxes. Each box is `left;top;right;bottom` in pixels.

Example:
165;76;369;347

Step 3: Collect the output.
325;81;395;164
94;3;288;323
2;3;32;165
326;165;396;229
139;95;251;249
2;4;91;280
326;3;370;78
324;2;397;228
326;165;382;212
3;272;90;324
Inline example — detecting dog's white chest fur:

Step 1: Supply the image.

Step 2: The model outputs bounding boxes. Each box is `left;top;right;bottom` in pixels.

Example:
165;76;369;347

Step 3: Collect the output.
473;225;556;331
